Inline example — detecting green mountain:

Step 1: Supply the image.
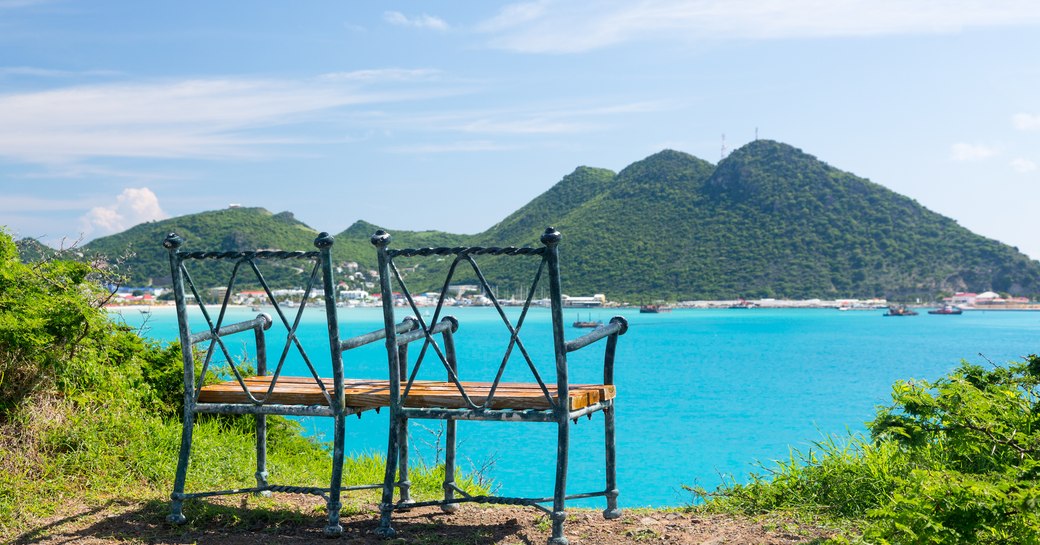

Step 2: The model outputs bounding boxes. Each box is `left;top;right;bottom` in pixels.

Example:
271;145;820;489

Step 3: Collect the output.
45;141;1040;300
331;220;471;267
475;166;617;245
80;207;320;288
466;141;1040;301
690;140;1040;299
541;140;1040;300
14;237;57;263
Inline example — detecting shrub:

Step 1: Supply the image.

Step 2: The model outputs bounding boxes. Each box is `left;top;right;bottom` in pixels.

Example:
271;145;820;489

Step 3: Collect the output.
0;231;110;416
0;230;488;536
694;356;1040;544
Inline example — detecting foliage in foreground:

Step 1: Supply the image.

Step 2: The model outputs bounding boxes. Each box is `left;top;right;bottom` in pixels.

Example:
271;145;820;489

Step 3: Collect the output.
0;231;486;536
692;356;1040;544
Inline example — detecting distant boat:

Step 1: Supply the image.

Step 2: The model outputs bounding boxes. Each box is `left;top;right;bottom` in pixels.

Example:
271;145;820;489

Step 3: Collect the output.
639;304;672;314
572;313;603;328
884;305;918;316
728;298;757;309
928;304;963;315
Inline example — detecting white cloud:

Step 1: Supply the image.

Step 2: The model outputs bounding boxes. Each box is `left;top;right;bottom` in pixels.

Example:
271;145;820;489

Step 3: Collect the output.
80;188;168;237
0;75;460;164
1012;112;1040;131
384;11;449;31
950;142;998;161
317;68;442;82
458;116;593;134
386;140;514;154
0;66;121;78
355;100;667;136
1011;158;1038;173
479;0;1040;53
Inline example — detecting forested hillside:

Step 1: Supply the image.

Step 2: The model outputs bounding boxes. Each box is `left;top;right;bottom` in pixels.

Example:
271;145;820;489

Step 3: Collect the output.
22;141;1040;300
78;207;320;288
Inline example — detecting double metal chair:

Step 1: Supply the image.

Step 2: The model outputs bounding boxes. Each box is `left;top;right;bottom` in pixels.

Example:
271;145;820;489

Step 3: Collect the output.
163;232;424;536
162;228;627;544
370;227;627;544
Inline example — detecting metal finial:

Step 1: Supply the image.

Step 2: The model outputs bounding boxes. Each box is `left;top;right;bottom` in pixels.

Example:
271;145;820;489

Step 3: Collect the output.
610;316;629;335
540;227;561;246
441;315;459;333
163;233;184;249
371;230;391;247
314;232;334;249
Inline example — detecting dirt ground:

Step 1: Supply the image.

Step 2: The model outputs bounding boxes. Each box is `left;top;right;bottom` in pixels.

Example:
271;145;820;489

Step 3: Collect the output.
6;494;833;545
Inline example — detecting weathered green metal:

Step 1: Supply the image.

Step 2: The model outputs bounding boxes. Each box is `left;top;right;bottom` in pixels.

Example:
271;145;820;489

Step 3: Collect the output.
370;227;629;545
163;231;419;537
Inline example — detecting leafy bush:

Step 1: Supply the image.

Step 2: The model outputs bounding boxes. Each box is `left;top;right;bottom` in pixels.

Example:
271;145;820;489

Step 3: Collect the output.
694;357;1040;544
0;230;488;536
864;357;1040;543
0;231;111;415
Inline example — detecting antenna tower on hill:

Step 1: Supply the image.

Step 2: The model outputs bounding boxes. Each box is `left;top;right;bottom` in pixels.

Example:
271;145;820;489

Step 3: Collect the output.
720;133;727;159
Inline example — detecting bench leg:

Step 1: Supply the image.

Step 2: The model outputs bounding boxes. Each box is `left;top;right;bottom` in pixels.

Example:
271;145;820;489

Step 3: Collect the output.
602;405;621;519
376;411;400;538
397;417;412;506
441;418;459;513
167;410;194;525
324;414;344;537
254;414;270;495
548;419;570;545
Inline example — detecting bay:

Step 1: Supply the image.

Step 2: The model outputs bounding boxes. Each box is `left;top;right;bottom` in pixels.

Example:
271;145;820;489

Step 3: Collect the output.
115;305;1040;508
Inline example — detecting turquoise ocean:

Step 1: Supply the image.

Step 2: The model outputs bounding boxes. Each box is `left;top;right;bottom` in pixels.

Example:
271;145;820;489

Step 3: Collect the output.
115;305;1040;508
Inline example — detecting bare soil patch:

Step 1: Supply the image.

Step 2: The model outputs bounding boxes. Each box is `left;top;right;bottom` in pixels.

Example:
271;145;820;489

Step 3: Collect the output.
6;494;832;545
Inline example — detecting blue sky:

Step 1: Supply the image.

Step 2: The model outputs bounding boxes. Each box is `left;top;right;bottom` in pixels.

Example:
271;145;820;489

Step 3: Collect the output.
2;1;1040;259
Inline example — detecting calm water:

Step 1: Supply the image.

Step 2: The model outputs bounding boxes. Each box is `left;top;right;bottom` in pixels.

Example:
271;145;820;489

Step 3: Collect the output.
116;305;1040;508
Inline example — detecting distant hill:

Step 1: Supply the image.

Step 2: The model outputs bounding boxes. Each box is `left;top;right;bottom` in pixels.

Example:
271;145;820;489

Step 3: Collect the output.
79;207;320;288
39;141;1040;300
689;140;1040;299
14;237;56;263
545;140;1040;300
473;141;1040;300
475;166;617;245
331;220;471;267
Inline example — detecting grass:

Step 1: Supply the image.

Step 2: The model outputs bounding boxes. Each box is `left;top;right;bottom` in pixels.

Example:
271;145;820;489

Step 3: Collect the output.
0;391;488;538
682;433;898;544
689;434;906;519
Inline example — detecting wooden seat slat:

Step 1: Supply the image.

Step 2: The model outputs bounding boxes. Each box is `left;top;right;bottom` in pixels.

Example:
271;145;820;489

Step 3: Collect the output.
198;376;615;411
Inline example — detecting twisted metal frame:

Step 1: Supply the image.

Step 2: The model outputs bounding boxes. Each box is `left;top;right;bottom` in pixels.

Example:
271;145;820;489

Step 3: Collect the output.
371;227;628;545
163;232;377;536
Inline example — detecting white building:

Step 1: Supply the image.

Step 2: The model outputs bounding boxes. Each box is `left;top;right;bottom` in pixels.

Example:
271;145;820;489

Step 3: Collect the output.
561;294;607;307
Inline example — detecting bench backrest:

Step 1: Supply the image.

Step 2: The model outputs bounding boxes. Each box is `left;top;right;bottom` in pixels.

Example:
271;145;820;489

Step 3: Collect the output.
371;227;573;411
163;232;345;414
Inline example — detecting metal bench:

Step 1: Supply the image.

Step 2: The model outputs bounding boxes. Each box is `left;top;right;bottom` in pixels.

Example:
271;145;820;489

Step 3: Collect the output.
370;227;628;545
162;232;420;536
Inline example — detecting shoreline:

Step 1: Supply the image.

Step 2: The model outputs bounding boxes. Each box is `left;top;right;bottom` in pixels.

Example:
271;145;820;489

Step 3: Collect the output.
104;300;1040;312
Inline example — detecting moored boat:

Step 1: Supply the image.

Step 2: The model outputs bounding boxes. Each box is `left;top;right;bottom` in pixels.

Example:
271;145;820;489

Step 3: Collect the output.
639;304;672;313
884;304;918;316
928;304;963;315
572;313;603;328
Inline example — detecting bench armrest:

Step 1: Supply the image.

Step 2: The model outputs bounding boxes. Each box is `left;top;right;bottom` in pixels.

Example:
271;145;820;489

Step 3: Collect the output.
341;318;419;351
564;316;628;353
189;313;272;344
395;316;458;345
341;316;457;351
